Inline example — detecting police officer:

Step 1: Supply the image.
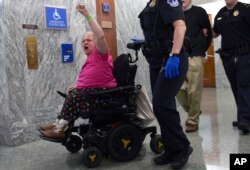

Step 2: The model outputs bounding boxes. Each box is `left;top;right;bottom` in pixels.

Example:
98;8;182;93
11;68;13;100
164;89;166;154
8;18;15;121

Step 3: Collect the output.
213;0;250;134
139;0;192;169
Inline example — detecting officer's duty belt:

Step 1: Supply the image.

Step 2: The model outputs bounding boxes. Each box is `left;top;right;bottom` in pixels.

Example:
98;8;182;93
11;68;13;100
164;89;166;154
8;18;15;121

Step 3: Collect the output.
220;44;250;57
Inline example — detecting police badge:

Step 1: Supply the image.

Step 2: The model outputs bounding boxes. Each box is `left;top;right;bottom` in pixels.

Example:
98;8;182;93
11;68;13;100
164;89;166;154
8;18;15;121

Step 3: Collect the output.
233;10;239;16
167;0;179;7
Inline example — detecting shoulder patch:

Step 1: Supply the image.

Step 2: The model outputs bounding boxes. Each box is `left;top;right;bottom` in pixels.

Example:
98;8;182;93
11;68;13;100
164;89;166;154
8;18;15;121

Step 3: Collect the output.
167;0;179;7
242;2;250;8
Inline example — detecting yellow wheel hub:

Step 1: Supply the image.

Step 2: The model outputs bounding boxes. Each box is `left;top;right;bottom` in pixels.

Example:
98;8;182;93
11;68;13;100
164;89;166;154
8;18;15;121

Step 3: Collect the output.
122;139;131;148
88;153;96;162
158;141;164;150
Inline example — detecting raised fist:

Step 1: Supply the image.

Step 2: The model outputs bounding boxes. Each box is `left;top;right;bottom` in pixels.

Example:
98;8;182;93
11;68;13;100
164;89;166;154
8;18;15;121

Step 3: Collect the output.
76;4;89;17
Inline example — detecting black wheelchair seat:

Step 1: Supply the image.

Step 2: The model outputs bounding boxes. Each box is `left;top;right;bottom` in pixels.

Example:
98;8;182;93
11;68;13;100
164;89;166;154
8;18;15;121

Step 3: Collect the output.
113;53;137;86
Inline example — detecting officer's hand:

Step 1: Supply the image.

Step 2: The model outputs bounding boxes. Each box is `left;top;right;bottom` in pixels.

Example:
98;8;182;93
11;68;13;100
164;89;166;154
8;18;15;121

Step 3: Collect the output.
164;54;180;78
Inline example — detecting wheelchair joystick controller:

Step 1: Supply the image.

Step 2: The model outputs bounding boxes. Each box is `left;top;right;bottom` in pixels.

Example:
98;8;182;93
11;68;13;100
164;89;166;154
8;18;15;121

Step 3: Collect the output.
127;38;145;63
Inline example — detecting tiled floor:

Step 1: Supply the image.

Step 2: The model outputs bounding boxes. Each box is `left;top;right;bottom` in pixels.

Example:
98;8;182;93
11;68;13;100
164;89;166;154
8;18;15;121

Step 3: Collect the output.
0;88;249;170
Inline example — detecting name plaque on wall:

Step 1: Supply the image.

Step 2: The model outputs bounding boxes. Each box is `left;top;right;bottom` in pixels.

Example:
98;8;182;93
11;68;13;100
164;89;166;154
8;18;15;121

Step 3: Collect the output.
25;35;38;69
101;21;112;29
22;24;38;29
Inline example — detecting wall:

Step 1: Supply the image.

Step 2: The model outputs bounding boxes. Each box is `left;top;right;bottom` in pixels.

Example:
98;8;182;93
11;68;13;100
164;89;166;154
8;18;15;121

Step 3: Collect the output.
115;0;151;94
0;0;12;145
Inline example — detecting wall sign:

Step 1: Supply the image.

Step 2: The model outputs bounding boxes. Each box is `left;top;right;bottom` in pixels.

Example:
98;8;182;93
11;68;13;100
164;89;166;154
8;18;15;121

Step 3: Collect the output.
45;6;68;30
102;3;110;13
61;43;74;63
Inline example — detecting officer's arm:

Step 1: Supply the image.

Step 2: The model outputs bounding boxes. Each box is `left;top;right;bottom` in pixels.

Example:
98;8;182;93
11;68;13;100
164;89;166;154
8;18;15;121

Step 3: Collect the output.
212;30;220;38
171;20;186;54
200;9;212;51
212;13;221;38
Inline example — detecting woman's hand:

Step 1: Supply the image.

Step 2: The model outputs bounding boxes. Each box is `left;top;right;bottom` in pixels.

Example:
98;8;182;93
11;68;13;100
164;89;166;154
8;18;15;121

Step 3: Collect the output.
76;4;89;17
67;84;76;92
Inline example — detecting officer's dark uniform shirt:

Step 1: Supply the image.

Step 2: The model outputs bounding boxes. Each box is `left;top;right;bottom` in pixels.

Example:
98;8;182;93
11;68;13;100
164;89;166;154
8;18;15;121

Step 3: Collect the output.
213;2;250;50
139;0;184;47
184;6;212;57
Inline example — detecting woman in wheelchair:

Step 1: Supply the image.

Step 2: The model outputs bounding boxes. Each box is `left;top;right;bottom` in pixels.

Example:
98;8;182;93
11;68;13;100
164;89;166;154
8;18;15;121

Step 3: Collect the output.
39;3;117;139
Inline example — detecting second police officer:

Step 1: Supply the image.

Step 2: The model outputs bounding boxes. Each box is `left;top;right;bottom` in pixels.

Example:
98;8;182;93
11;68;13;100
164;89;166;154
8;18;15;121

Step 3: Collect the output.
213;0;250;134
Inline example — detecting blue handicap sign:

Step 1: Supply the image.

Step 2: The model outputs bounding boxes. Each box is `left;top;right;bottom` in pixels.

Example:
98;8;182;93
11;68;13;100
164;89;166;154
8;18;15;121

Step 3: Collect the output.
61;43;73;63
45;6;68;30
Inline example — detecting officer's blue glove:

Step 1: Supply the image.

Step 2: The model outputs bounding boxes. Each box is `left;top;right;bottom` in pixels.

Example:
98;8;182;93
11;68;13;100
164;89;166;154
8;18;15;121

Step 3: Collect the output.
164;54;180;78
131;37;145;43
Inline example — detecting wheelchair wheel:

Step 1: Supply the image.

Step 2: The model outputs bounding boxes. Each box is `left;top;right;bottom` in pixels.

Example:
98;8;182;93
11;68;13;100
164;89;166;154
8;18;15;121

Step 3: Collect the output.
65;135;82;153
107;124;143;162
82;146;103;168
150;134;164;154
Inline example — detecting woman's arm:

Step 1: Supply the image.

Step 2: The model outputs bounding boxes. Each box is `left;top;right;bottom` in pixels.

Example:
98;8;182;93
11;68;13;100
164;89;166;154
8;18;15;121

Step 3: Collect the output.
76;4;108;55
171;19;186;54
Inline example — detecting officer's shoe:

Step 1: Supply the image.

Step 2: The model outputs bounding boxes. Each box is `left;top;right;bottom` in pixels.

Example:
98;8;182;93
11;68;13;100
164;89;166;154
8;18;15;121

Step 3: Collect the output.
153;151;173;165
171;146;193;169
232;121;238;127
238;122;250;134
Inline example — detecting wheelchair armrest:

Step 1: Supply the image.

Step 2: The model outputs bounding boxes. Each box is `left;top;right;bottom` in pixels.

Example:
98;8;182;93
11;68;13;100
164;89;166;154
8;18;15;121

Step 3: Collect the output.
89;85;141;96
57;91;67;98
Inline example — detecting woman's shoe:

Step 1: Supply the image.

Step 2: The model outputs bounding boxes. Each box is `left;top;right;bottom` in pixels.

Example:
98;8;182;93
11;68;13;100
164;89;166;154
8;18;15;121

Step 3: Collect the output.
40;128;65;139
39;123;55;131
40;119;69;139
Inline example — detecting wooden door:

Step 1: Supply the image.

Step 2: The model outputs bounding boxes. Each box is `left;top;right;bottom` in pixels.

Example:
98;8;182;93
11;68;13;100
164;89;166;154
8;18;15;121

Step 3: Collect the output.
203;14;216;87
96;0;117;59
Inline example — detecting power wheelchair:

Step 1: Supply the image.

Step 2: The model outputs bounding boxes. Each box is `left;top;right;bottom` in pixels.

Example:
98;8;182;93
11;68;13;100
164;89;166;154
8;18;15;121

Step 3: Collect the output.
40;41;163;168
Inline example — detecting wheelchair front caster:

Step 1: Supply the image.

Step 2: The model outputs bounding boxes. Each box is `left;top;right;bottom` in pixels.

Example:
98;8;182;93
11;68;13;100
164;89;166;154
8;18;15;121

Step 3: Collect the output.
150;134;164;154
82;146;103;168
65;135;82;153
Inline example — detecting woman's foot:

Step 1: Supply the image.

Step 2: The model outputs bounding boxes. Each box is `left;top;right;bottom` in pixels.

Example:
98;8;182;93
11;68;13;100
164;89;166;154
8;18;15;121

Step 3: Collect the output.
39;123;55;131
40;119;69;139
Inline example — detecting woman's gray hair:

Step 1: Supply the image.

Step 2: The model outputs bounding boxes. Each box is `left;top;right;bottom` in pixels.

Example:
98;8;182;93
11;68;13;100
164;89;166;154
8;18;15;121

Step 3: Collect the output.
83;31;96;41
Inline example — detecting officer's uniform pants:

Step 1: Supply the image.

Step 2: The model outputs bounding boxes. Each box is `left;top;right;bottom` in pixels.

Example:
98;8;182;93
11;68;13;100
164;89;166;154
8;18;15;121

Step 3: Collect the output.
152;54;190;153
147;55;164;92
221;54;250;125
177;56;204;124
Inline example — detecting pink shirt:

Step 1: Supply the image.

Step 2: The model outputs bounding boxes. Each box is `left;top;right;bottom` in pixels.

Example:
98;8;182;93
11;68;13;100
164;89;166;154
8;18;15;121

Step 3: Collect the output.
77;47;117;89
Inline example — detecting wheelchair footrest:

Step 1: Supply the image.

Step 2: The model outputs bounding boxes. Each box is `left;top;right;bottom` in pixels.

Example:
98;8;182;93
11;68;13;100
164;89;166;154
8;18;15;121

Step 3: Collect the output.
142;126;157;136
39;135;66;143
